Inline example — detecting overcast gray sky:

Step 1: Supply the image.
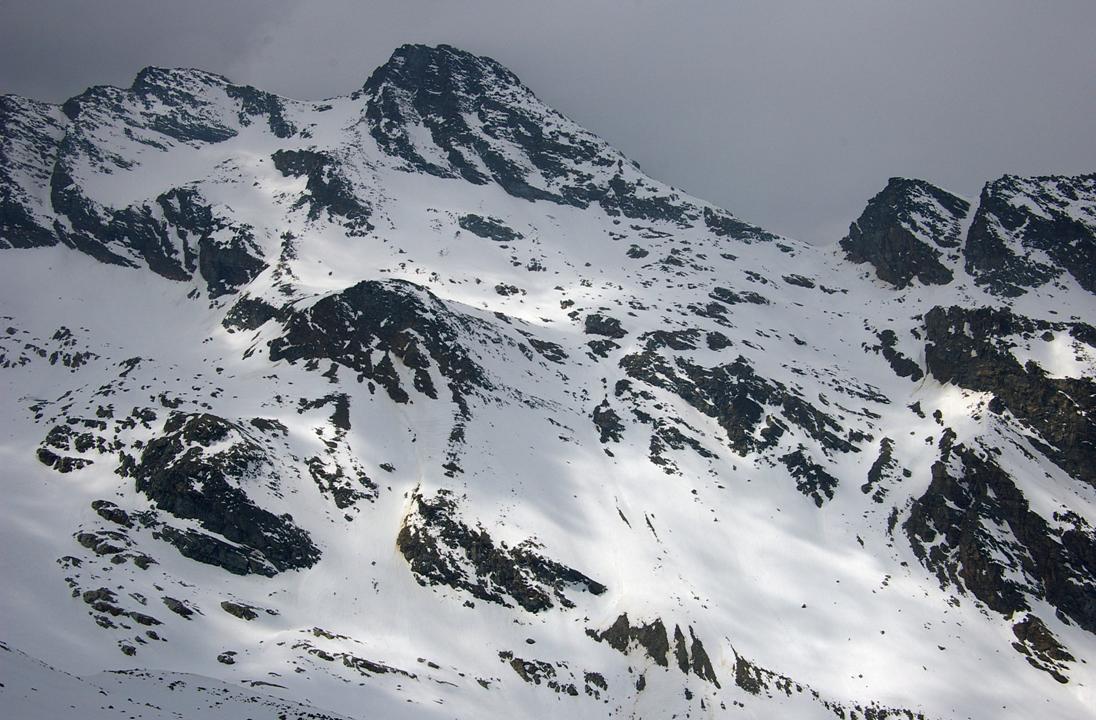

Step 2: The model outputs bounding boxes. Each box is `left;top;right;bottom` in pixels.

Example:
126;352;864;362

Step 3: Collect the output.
2;0;1094;243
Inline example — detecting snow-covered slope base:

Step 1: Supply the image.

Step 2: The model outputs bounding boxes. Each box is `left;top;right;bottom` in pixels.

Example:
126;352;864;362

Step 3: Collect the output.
2;44;1095;719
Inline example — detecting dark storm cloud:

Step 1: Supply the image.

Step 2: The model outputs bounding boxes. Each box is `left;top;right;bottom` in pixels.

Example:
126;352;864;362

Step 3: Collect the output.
0;0;301;99
2;0;1095;243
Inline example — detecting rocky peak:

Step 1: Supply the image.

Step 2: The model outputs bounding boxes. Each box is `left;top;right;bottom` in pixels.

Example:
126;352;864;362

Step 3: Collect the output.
61;67;230;127
360;44;769;233
964;173;1096;297
0;95;67;248
130;66;233;96
840;177;969;289
363;43;525;102
362;43;624;206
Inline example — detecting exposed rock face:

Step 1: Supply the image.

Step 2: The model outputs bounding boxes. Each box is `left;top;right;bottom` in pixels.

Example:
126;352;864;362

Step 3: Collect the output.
1012;614;1075;683
589;615;720;687
779;448;839;508
592;400;624;443
617;348;862;503
269;279;488;410
271;149;372;233
964;174;1096;296
363;43;615;206
584;313;627;339
874;328;924;381
703;206;777;243
1;66;282;286
905;442;1096;636
589;614;671;667
709;285;769;306
728;647;926;719
397;489;605;612
622;353;857;457
840;177;968;288
862;437;899;502
362;44;769;233
224;84;296;138
222;294;278;331
0;96;67;248
159;187;266;297
924;305;1096;487
133;412;320;576
458;213;523;242
59;66;240;146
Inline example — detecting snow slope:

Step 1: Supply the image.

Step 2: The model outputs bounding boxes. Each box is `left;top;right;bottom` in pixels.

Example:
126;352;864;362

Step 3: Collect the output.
1;44;1095;719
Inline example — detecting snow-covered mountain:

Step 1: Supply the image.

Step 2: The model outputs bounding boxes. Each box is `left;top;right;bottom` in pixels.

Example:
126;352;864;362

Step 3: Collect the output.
2;43;1094;719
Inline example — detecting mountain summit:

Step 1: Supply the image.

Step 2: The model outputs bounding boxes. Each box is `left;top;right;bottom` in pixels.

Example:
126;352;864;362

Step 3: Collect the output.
2;44;1095;720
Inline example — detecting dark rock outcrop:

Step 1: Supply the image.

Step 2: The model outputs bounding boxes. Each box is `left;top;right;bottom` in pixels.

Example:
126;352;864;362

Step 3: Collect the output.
458;213;523;242
584;313;627;339
271;149;372;233
592;400;624;443
874;328;924;381
841;177;968;288
709;286;769;307
779;449;839;508
964;174;1096;296
621;352;857;458
924;305;1096;487
269;279;488;411
1012;614;1074;683
0;95;66;248
362;44;768;232
397;489;605;613
703;206;776;244
363;43;612;206
134;412;320;576
590;614;670;667
590;615;719;687
905;443;1096;634
225;84;296;138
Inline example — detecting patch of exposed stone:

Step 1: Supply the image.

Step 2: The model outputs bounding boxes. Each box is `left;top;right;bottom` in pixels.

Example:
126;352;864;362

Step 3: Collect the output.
592;400;624;443
779;448;839;508
872;329;924;381
1;324;100;371
964;173;1096;296
397;489;605;612
363;44;611;206
841;177;967;289
620;352;858;458
271;149;372;234
924;305;1096;487
703;206;777;243
861;437;906;503
297;393;377;509
1011;614;1074;683
905;441;1096;639
587;614;718;687
293;627;416;679
730;647;926;719
225;84;296;138
648;419;716;474
128;411;320;576
269;279;489;414
584;313;627;339
458;213;523;242
526;337;567;364
49;168;265;295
